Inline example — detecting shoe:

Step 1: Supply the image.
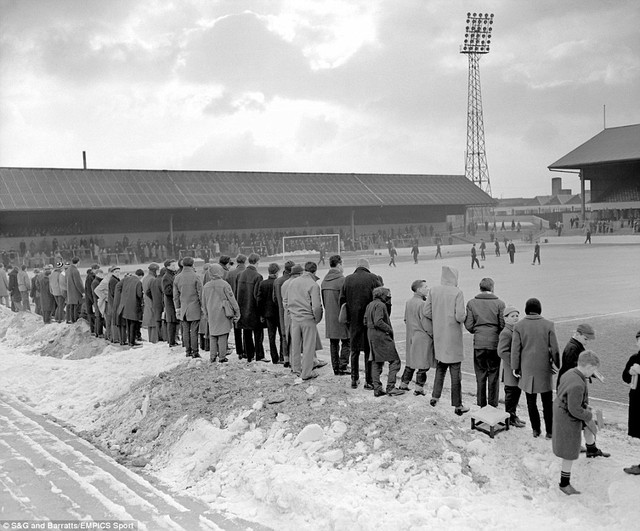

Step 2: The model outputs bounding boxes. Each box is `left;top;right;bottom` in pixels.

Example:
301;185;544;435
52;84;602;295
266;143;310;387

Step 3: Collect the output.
532;430;541;438
374;390;387;397
586;447;611;458
257;358;270;363
169;343;179;348
511;417;526;428
351;380;359;389
430;398;438;407
387;388;406;396
559;484;581;496
623;464;640;475
210;357;218;363
283;362;291;368
302;372;319;380
454;405;470;416
185;353;192;358
398;383;410;391
192;353;201;359
313;360;328;369
545;433;553;440
363;383;374;390
413;389;426;396
219;358;228;363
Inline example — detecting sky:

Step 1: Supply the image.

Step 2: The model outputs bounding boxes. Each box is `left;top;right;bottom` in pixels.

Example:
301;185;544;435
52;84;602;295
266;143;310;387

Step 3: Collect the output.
0;0;638;198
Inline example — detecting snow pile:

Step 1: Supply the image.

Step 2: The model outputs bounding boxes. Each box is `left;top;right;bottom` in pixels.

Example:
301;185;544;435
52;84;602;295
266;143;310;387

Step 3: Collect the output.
1;310;640;530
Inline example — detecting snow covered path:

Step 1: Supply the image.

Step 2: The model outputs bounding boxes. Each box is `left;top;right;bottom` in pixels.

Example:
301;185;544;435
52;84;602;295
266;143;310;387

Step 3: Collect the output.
0;394;268;531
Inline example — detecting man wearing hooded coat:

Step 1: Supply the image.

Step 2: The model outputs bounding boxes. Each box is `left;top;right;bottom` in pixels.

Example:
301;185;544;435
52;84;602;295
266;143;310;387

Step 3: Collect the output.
339;258;383;390
426;266;469;415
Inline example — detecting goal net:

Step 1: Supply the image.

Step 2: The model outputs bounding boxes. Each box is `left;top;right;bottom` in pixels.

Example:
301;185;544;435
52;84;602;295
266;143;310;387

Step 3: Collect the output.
281;234;341;265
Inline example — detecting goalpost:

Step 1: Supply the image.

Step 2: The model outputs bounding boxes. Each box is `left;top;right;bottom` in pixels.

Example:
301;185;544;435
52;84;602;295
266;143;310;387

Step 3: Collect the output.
281;234;341;265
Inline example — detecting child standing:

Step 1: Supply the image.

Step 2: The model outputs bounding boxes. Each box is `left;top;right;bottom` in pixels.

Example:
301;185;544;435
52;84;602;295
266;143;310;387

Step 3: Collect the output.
622;330;640;475
552;350;610;495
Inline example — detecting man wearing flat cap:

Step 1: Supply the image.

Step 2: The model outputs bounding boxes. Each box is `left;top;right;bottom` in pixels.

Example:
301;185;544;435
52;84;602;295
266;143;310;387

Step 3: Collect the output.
557;323;595;387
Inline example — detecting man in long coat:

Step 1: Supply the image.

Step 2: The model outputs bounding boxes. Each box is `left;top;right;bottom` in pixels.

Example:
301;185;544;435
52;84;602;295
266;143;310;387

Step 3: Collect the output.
339;258;383;390
91;269;105;337
511;297;560;438
321;255;350;375
364;287;405;397
227;254;247;358
142;263;160;342
148;267;166;343
49;262;64;321
257;263;281;364
121;269;144;347
162;259;179;347
39;267;56;323
202;263;240;362
173;256;202;358
0;263;9;308
273;260;294;363
400;279;434;395
8;266;20;312
84;266;97;332
425;266;469;415
107;266;121;343
237;253;265;362
65;257;84;323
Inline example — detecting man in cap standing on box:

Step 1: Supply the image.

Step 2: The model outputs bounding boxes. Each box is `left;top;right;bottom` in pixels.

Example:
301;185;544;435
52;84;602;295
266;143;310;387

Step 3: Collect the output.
498;304;526;427
339;257;383;390
557;324;595;387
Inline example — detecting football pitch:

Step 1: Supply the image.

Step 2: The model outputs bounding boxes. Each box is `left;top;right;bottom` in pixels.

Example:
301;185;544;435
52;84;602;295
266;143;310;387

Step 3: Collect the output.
315;237;640;404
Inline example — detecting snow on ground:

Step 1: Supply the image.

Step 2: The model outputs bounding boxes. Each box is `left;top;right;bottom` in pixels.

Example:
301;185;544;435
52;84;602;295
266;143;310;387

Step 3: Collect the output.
1;302;639;530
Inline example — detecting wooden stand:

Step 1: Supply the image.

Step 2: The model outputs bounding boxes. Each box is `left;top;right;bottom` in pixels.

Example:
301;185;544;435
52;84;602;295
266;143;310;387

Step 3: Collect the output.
471;406;510;438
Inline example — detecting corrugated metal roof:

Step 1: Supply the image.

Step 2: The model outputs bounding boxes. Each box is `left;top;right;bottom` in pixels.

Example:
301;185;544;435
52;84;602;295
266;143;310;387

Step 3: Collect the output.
548;124;640;169
0;168;495;211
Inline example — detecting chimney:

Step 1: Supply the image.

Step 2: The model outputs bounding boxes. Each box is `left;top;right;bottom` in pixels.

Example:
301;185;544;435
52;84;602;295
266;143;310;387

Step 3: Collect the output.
551;177;561;196
82;151;87;169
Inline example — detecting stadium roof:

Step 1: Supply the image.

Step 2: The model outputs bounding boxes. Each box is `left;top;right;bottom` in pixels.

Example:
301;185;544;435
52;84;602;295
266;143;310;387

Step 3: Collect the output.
0;168;495;212
548;124;640;170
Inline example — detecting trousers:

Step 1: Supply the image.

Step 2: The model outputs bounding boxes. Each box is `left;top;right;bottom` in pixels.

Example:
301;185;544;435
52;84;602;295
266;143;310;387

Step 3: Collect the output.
431;361;462;407
473;348;501;407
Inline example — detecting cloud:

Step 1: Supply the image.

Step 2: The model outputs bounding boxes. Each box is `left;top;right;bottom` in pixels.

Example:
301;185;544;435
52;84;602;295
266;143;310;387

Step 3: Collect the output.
184;131;272;170
295;115;338;150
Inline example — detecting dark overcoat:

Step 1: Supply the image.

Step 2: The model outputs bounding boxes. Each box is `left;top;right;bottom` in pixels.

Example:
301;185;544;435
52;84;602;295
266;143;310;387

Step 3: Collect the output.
622;352;640;438
147;276;165;322
39;276;55;313
257;276;279;320
321;268;349;340
339;267;383;350
84;271;95;307
511;314;560;393
237;265;263;329
65;264;84;305
121;275;143;321
162;270;177;323
112;279;125;326
557;338;585;387
552;368;593;460
364;299;398;363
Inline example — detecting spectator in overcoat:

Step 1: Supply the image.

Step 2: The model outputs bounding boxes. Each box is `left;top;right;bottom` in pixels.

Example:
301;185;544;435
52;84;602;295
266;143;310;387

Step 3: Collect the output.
39;268;56;323
511;297;560;438
400;279;435;396
365;286;405;397
202;264;240;363
281;264;303;367
273;260;294;363
108;266;121;343
31;268;42;315
121;269;144;347
339;258;383;390
227;254;247;359
91;269;105;337
142;263;160;342
65;257;84;323
237;253;265;362
112;273;126;345
426;266;469;415
321;255;350;375
84;266;97;332
0;263;9;308
553;350;608;495
8;266;20;312
17;265;31;311
50;264;63;319
148;267;166;342
257;263;281;364
173;256;203;358
497;305;526;427
464;277;506;408
557;324;595;387
622;330;640;475
162;260;179;347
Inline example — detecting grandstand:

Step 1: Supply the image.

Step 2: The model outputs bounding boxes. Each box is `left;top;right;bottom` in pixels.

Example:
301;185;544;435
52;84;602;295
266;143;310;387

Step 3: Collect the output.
0;168;495;265
548;123;640;222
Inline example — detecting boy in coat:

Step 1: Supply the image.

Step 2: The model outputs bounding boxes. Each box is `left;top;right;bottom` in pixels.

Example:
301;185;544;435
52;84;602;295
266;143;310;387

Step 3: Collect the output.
364;287;405;397
553;350;609;495
400;279;434;396
497;305;526;427
622;330;640;474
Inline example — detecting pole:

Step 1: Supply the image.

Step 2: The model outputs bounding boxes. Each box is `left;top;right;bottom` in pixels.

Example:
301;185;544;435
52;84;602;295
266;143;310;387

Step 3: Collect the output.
580;170;586;224
82;151;87;169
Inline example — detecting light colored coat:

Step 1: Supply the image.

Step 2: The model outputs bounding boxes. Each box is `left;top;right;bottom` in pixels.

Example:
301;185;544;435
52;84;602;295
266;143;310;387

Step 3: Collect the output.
497;323;518;386
17;270;30;292
173;266;202;321
511;314;560;393
424;266;465;363
202;266;240;336
49;269;63;297
0;268;9;297
404;293;435;370
95;275;110;315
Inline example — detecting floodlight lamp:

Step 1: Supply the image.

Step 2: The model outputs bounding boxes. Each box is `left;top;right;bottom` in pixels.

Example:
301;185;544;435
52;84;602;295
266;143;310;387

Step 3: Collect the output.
467;12;471;16
473;12;477;16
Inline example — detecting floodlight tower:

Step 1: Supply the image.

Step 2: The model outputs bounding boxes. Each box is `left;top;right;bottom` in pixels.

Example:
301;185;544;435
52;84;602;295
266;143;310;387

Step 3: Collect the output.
461;12;494;199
